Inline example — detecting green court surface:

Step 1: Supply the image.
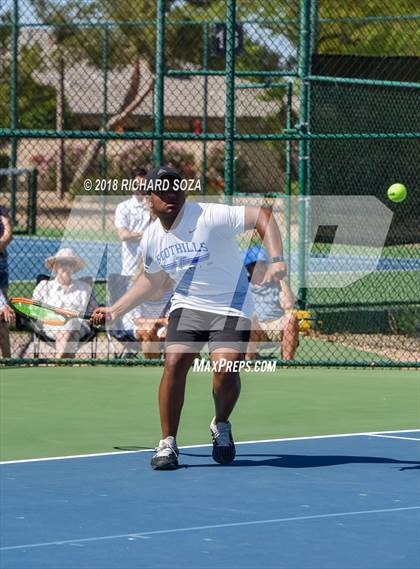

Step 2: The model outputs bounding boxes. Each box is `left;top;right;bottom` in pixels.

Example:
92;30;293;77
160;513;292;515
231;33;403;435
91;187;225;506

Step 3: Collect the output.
1;367;419;462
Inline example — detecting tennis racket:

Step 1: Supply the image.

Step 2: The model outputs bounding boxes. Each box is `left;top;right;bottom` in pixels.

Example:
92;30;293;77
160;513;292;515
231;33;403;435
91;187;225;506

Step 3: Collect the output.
9;297;94;327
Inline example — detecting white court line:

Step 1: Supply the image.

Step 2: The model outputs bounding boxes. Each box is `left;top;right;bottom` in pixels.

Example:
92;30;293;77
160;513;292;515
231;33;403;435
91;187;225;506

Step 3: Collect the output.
1;506;419;552
1;429;419;465
367;434;420;442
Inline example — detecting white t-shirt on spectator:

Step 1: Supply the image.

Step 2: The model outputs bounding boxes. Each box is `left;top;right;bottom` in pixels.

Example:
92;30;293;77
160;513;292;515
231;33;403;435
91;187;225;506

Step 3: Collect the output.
140;202;253;319
114;196;151;276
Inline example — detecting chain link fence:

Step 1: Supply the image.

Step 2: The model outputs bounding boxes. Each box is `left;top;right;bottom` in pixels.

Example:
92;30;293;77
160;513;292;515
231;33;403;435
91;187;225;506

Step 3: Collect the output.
0;0;419;366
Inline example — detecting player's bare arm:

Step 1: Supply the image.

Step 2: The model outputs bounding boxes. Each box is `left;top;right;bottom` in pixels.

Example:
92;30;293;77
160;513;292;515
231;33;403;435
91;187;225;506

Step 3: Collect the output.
244;206;286;282
92;270;170;324
116;227;144;242
279;280;295;311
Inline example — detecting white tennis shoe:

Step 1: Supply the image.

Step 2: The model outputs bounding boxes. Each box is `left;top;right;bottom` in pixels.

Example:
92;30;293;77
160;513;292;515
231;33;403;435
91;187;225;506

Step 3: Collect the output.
150;436;179;470
210;417;236;465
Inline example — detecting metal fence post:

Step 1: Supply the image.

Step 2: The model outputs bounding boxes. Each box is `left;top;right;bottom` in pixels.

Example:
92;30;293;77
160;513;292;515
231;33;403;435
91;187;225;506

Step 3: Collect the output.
29;168;38;235
224;0;236;204
201;22;209;196
10;0;19;226
155;0;166;165
310;0;318;55
297;0;311;309
101;24;110;178
285;81;293;287
101;25;110;234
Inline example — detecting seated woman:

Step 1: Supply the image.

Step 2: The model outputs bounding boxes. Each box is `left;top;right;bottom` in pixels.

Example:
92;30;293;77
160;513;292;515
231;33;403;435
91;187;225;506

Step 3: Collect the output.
134;288;172;359
0;288;15;357
32;248;97;358
243;246;299;362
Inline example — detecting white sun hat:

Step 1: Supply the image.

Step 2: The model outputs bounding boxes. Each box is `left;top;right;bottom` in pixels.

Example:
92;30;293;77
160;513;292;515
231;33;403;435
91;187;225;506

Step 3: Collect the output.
44;248;86;273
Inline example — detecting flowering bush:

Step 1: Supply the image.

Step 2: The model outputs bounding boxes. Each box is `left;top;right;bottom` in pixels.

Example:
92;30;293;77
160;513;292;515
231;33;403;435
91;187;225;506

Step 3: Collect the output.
164;144;197;178
30;141;100;193
206;143;249;193
108;141;154;180
29;141;199;195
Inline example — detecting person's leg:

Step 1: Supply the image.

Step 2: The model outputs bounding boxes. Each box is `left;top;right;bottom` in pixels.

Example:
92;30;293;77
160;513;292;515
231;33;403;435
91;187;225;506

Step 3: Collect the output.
211;348;243;423
245;313;263;361
158;308;207;437
150;346;197;470
208;348;244;465
135;318;162;359
151;308;207;470
0;322;11;357
281;312;299;360
208;315;250;465
158;347;198;438
54;319;91;359
55;331;78;358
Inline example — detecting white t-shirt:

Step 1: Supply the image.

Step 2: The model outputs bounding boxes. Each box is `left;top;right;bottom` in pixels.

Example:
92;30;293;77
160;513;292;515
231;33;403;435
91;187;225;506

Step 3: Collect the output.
140;202;253;319
114;196;151;276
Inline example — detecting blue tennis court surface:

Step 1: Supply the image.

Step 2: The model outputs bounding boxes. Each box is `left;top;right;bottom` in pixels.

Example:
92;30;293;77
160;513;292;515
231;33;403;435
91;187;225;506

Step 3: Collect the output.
1;431;419;569
9;236;420;282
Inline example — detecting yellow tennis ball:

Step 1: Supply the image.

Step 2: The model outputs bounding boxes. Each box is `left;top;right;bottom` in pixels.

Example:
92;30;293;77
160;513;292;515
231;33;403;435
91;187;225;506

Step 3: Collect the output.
387;183;407;203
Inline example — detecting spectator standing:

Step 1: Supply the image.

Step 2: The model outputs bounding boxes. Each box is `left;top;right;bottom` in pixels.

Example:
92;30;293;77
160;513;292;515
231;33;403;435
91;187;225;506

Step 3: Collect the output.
0;288;14;357
114;169;152;278
0;204;13;296
0;203;13;357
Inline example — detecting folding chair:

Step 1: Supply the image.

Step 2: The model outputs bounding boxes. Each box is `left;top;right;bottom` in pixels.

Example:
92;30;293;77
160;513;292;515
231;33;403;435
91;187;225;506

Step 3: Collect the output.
106;274;140;359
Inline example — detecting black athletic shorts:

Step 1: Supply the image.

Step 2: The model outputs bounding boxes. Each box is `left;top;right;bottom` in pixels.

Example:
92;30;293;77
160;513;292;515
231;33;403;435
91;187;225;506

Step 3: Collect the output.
166;308;251;353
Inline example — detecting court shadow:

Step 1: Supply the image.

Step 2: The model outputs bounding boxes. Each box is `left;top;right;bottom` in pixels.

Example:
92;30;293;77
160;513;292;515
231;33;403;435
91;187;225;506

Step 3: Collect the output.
179;452;420;470
113;445;153;451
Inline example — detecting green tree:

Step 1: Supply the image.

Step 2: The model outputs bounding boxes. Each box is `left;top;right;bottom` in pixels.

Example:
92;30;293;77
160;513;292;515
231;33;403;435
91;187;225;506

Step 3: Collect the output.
267;0;420;57
0;42;71;129
28;0;286;189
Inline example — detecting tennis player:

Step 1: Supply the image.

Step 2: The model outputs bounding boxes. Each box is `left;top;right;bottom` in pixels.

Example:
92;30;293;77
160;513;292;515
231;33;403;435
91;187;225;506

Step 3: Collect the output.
94;166;287;470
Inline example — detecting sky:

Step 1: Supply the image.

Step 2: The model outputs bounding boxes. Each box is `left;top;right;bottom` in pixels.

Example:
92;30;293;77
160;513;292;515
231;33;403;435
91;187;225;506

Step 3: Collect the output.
0;1;295;66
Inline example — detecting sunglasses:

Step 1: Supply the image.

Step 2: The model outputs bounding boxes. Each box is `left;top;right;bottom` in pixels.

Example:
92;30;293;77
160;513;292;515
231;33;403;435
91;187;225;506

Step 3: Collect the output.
54;260;76;268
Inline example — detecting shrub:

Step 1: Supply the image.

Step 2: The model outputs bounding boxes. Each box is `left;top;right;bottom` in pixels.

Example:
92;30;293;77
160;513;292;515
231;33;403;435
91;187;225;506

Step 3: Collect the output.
0;153;9;192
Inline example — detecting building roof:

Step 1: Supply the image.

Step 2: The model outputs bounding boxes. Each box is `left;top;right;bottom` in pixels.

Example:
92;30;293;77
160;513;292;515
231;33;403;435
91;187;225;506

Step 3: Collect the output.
22;28;286;119
37;63;284;118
